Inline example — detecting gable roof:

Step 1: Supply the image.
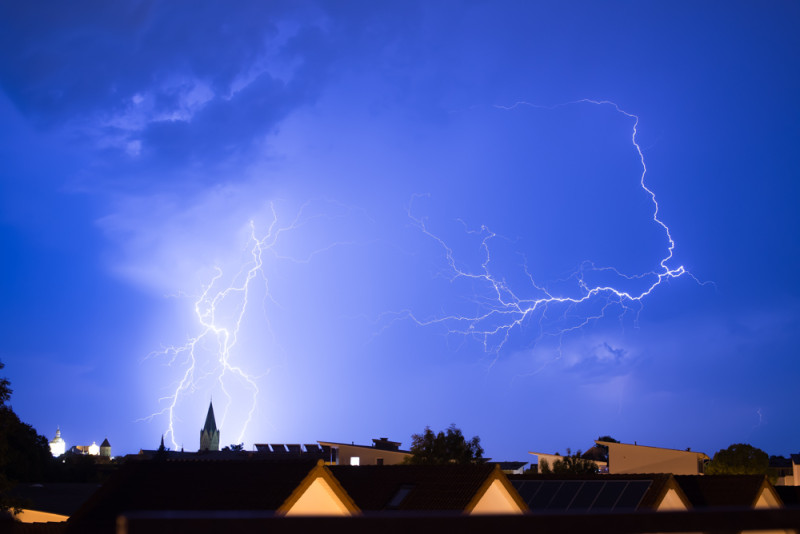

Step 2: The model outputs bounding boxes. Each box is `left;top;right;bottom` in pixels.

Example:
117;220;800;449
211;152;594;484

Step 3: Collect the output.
465;464;528;514
674;475;780;508
68;459;318;528
508;473;689;512
329;464;500;512
278;460;360;515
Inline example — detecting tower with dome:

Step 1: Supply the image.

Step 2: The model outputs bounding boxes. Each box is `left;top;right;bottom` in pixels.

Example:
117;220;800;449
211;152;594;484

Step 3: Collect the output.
49;427;65;457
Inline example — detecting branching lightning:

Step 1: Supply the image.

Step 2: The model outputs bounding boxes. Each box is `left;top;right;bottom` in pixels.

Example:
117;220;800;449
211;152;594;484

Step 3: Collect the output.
397;100;695;361
142;202;351;449
141;100;697;445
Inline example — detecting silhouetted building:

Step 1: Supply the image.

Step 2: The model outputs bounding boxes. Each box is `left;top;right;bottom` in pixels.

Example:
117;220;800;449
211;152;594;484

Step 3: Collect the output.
199;401;220;452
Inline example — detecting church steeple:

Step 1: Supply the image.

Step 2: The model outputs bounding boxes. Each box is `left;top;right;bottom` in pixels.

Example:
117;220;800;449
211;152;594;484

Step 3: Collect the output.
199;400;220;451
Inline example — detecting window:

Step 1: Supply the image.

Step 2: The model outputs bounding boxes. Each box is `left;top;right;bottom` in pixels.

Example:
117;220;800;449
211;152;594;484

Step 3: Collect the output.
377;458;384;466
350;456;360;466
387;485;415;509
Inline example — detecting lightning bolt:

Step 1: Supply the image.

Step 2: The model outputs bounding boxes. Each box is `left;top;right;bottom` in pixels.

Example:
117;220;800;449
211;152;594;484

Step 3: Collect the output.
142;201;353;449
393;99;697;364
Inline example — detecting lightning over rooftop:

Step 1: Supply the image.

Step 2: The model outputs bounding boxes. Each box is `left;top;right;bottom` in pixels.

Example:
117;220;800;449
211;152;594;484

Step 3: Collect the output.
142;201;356;449
2;1;797;462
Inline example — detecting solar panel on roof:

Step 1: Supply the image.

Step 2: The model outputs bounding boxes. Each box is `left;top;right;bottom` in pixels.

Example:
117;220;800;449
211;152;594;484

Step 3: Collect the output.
514;479;654;513
512;480;542;502
530;481;563;509
270;444;287;452
615;481;651;510
592;481;626;509
570;480;604;510
549;481;583;510
287;444;302;453
305;444;321;452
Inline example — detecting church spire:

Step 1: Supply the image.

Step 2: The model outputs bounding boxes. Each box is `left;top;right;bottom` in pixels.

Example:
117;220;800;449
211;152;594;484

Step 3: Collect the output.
199;400;220;452
203;401;217;433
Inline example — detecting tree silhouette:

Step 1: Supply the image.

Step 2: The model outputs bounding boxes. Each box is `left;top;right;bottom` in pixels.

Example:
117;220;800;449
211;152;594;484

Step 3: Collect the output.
705;444;771;476
0;361;51;517
540;449;599;474
406;424;483;464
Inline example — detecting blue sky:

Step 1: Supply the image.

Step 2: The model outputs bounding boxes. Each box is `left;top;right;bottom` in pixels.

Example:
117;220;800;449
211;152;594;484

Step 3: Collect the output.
1;1;798;461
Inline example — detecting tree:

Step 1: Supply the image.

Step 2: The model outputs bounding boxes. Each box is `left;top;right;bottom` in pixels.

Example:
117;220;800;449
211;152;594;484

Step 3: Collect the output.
405;424;484;465
0;362;10;406
705;443;770;476
1;361;19;519
594;435;619;463
0;407;52;482
0;361;51;518
540;448;599;475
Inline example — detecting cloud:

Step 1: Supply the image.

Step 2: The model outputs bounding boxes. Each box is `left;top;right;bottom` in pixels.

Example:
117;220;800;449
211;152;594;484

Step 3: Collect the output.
0;2;339;175
96;179;273;293
0;1;433;185
556;337;636;382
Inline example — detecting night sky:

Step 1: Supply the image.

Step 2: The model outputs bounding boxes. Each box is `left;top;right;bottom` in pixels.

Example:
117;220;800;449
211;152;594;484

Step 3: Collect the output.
1;2;798;461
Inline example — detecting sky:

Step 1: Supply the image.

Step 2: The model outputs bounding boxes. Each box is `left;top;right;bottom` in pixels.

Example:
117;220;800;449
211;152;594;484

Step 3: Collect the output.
1;1;798;462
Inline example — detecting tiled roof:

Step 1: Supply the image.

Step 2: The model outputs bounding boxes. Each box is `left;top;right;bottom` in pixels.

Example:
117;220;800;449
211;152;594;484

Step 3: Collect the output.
674;475;773;507
11;483;101;516
329;464;496;511
775;485;800;506
68;459;318;528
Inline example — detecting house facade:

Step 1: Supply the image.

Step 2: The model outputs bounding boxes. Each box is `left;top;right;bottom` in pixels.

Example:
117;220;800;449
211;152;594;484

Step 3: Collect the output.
597;440;709;475
318;438;411;466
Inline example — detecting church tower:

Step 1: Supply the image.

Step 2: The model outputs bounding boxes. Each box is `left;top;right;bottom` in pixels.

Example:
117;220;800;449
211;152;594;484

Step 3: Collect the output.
49;427;66;457
199;401;220;451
